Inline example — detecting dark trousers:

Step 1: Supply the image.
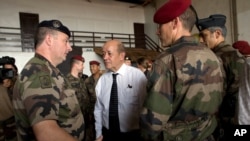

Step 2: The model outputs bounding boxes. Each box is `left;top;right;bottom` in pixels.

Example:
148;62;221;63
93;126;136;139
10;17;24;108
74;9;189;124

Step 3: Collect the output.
0;116;17;141
102;127;142;141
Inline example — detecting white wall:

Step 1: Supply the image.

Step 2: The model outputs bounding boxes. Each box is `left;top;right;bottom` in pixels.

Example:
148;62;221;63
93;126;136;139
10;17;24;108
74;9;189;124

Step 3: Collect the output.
0;0;145;75
0;0;145;33
236;0;250;41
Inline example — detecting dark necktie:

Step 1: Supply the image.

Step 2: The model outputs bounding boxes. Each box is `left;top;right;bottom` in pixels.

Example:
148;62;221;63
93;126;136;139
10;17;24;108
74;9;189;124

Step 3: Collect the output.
109;73;120;132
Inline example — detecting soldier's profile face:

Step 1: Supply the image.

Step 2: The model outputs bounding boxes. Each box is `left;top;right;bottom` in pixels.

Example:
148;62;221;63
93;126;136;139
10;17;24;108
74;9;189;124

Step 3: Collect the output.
200;29;217;49
157;22;173;47
51;31;72;66
74;60;84;73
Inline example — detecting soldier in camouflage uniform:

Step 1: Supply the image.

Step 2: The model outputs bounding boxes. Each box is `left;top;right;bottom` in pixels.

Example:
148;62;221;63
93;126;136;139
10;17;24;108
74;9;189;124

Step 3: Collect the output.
12;20;85;141
66;55;89;114
84;60;102;141
66;55;89;141
197;14;245;141
140;0;224;141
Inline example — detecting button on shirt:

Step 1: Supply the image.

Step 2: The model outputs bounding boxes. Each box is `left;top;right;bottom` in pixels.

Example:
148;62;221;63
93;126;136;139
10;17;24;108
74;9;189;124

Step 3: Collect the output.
94;64;147;138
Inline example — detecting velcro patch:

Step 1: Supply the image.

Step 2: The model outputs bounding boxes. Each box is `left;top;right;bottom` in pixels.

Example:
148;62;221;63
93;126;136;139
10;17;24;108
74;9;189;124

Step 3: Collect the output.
39;75;52;88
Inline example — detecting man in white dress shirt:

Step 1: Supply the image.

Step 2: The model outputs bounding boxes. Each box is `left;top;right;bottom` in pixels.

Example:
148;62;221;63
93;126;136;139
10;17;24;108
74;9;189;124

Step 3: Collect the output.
94;39;147;141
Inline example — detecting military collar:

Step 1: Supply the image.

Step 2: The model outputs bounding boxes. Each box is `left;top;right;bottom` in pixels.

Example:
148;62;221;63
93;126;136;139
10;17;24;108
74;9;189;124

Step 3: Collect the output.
35;53;51;63
34;53;62;76
167;36;198;53
212;41;229;52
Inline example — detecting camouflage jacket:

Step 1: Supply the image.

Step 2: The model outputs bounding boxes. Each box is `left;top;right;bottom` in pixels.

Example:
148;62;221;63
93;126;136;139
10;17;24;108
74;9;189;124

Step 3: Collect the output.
12;54;85;141
140;36;224;141
84;74;101;114
212;42;244;96
66;73;89;114
212;42;245;119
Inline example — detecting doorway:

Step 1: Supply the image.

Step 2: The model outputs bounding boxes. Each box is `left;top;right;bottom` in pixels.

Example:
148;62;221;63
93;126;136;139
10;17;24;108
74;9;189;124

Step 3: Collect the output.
134;23;146;49
19;12;39;52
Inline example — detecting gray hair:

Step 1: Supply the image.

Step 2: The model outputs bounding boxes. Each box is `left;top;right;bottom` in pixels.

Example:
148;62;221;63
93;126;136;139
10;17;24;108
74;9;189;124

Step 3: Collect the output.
207;26;227;37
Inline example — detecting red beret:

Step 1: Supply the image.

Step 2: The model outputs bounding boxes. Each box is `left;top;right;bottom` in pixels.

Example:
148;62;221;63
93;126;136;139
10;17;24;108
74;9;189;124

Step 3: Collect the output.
72;55;85;62
233;40;250;55
89;60;100;65
154;0;191;24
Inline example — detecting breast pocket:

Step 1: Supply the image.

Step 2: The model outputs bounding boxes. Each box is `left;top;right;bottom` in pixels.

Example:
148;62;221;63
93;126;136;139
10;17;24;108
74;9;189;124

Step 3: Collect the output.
124;87;139;106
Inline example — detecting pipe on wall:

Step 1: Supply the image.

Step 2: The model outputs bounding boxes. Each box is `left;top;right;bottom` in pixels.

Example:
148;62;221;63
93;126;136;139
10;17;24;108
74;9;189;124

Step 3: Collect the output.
229;0;238;42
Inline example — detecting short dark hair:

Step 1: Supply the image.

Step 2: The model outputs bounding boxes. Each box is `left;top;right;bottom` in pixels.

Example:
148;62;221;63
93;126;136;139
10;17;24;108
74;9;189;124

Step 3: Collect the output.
34;27;58;48
179;6;197;32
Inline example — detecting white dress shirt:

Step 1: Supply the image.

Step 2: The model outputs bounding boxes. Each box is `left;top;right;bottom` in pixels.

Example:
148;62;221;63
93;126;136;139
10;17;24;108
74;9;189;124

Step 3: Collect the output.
94;64;147;138
238;57;250;124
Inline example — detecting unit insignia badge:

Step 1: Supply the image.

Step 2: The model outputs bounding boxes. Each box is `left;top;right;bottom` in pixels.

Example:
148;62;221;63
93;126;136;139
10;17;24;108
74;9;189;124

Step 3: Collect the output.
52;20;61;28
39;75;52;88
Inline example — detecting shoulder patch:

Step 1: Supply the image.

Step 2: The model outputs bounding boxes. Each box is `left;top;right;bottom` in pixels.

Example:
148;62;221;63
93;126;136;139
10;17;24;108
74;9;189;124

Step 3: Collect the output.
39;75;52;88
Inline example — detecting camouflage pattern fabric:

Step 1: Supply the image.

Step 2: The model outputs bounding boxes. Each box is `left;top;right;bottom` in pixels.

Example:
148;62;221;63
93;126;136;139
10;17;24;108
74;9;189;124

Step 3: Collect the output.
140;36;224;141
12;54;85;141
66;73;89;114
85;75;101;115
84;75;101;141
211;42;245;140
0;117;17;141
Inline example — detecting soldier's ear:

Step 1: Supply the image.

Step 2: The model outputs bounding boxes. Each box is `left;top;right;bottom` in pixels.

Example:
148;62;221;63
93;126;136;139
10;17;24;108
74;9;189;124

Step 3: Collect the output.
45;34;53;47
214;29;222;39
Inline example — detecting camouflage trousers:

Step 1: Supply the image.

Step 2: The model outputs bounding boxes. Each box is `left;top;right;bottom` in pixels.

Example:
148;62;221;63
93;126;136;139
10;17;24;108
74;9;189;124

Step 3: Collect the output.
162;115;216;141
0;116;17;141
84;113;96;141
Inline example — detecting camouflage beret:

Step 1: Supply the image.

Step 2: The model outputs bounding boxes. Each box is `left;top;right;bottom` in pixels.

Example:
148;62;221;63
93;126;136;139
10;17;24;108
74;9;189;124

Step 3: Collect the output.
38;20;71;37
